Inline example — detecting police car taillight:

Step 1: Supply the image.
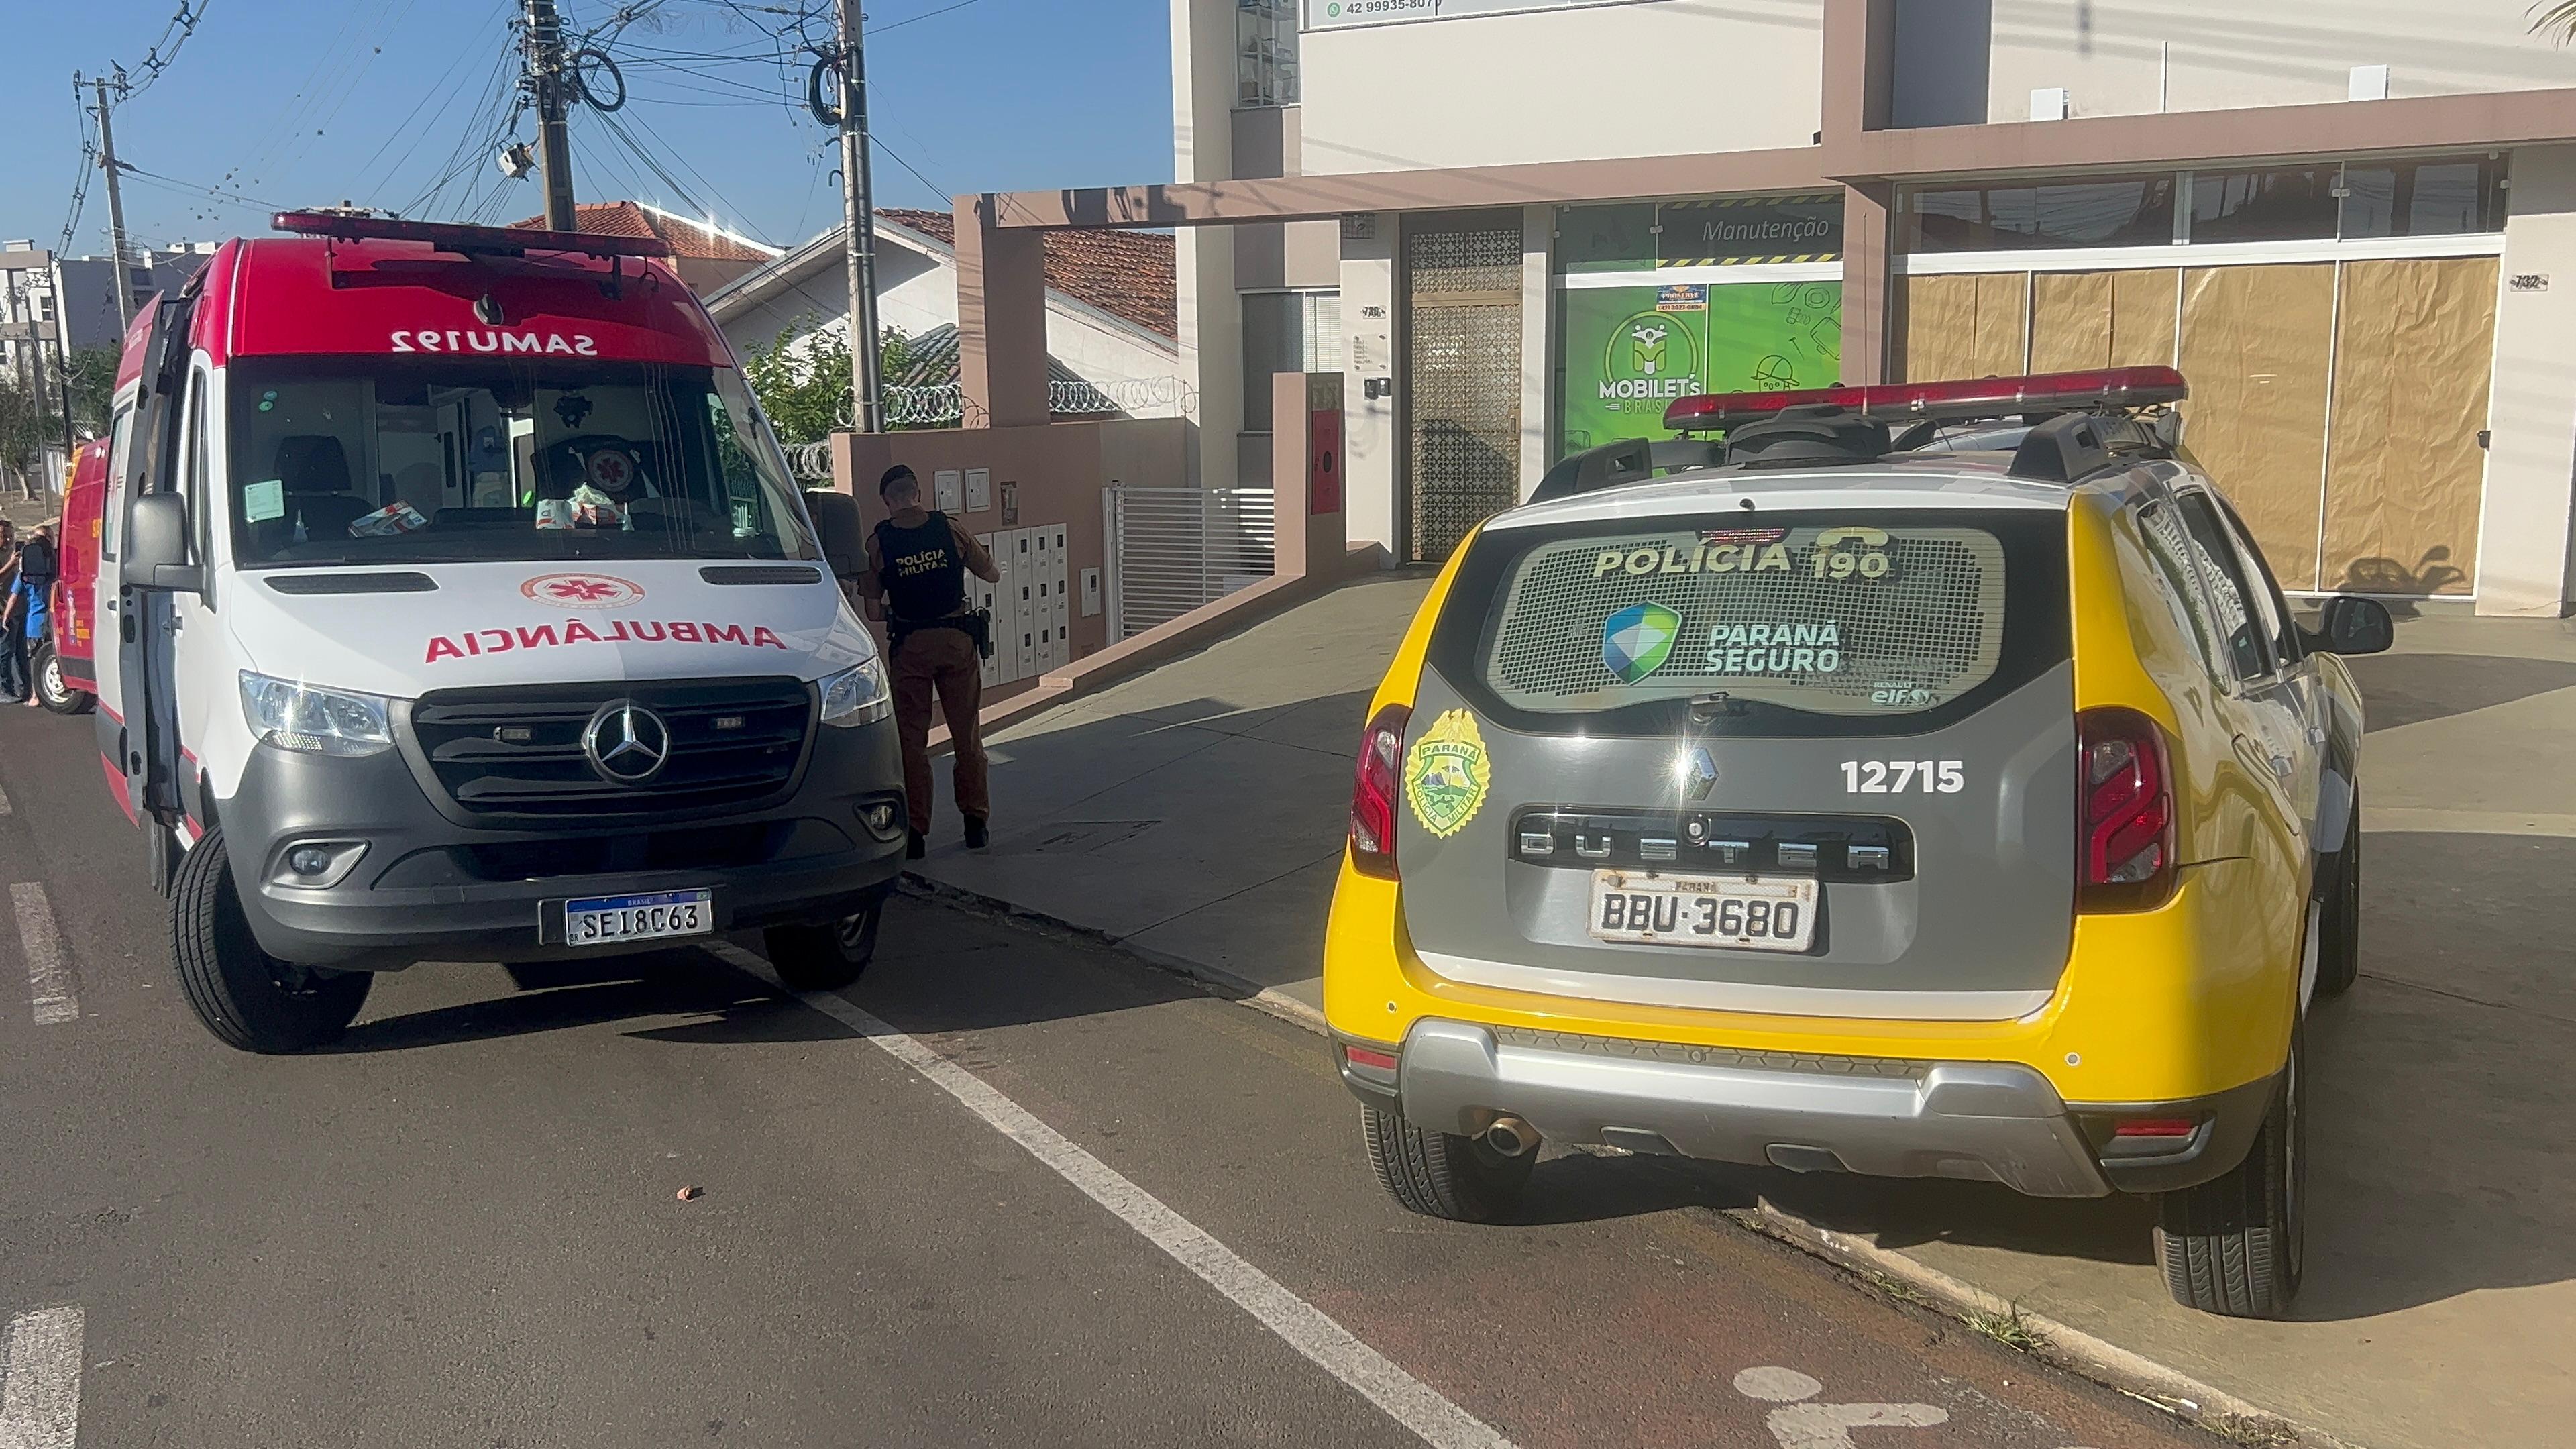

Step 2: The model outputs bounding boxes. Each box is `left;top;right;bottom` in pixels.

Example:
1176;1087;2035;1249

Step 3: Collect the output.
2077;706;2178;913
1662;366;2188;433
1349;704;1411;880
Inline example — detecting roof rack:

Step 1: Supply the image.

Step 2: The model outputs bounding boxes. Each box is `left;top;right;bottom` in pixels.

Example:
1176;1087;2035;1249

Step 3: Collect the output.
272;211;676;260
1662;366;2186;434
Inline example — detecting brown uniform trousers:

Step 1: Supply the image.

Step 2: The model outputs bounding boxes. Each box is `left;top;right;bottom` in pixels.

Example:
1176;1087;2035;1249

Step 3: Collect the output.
891;626;988;835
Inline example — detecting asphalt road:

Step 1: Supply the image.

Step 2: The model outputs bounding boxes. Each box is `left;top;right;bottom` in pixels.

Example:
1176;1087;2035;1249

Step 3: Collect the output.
0;700;2218;1449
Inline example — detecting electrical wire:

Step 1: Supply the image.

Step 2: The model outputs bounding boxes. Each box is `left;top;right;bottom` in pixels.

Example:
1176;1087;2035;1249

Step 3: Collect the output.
873;0;984;36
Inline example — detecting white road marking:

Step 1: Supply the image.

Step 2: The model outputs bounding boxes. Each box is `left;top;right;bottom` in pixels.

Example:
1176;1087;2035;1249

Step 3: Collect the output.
1735;1365;1948;1448
11;884;77;1026
708;943;1515;1449
1;1305;85;1449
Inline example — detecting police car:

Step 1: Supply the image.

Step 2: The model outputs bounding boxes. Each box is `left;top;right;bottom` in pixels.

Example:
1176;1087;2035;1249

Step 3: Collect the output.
1325;368;2387;1318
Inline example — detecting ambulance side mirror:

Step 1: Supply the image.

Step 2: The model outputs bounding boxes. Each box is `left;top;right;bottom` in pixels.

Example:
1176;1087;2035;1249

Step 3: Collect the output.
806;489;866;580
127;492;203;594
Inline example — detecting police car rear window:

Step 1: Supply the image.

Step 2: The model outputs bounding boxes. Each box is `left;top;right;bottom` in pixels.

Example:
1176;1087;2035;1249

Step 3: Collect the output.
1436;509;2068;735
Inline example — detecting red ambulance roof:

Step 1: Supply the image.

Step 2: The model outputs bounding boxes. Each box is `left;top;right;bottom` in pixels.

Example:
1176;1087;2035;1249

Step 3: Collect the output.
186;233;733;371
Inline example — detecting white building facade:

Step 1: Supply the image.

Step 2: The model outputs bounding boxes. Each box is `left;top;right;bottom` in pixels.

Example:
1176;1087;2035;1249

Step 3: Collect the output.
1163;0;2576;613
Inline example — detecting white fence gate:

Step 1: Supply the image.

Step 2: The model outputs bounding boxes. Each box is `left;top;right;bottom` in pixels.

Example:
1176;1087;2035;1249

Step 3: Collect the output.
1106;487;1277;640
1108;487;1277;634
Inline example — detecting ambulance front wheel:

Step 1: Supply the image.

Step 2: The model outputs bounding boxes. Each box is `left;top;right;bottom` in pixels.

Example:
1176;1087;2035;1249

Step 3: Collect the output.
172;826;372;1053
762;900;882;993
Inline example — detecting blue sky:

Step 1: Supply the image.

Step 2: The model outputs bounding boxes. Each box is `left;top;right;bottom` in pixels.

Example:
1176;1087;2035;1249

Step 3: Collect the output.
1;0;1175;258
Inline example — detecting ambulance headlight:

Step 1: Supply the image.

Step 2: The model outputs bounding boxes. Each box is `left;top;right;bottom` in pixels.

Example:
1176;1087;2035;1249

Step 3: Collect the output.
818;659;892;728
239;672;395;758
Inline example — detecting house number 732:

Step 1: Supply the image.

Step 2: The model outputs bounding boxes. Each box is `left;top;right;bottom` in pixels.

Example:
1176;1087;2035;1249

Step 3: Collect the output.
1843;761;1965;794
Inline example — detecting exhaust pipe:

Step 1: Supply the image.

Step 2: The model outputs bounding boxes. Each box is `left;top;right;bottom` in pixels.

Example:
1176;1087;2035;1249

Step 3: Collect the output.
1482;1115;1538;1157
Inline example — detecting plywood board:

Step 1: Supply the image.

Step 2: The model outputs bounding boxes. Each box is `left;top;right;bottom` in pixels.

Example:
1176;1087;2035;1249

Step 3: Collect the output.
2029;268;2178;373
1900;272;2028;382
2320;257;2496;596
2178;264;2337;590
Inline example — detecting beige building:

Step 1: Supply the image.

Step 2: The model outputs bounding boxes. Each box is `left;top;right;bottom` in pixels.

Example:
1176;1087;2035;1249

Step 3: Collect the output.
1092;0;2576;612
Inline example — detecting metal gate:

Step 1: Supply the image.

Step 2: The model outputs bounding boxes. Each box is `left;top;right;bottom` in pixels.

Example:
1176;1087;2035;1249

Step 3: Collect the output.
1106;486;1277;639
1404;217;1524;563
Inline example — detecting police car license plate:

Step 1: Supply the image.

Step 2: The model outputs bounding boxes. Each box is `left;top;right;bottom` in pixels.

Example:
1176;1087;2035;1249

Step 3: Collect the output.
1589;871;1819;953
564;890;713;947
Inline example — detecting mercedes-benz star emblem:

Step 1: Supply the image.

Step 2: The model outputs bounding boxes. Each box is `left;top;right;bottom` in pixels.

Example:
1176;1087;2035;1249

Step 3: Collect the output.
1677;746;1719;802
582;700;672;784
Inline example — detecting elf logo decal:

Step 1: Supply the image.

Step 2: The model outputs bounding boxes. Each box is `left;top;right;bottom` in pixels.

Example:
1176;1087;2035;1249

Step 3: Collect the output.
522;572;645;608
390;329;599;355
424;618;790;663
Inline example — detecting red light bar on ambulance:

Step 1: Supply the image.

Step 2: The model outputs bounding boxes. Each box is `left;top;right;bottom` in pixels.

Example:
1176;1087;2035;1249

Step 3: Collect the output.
272;211;676;260
1663;366;2188;433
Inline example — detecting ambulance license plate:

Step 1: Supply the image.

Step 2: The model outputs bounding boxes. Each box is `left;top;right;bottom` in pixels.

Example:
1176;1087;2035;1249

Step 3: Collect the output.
564;890;713;947
1589;871;1819;953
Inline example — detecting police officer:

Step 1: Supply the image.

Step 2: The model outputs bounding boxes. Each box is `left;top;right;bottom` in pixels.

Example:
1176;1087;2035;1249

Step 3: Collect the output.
863;465;1002;859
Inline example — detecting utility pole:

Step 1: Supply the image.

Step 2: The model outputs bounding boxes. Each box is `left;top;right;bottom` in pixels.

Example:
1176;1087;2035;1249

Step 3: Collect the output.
523;0;577;231
92;76;137;327
834;0;884;434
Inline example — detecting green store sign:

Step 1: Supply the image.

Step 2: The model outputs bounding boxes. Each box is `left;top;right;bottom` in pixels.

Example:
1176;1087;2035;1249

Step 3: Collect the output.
1558;280;1845;458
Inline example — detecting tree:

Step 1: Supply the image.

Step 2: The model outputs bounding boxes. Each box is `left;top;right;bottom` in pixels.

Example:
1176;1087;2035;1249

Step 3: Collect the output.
2534;3;2576;40
62;346;119;437
0;374;47;500
740;319;916;445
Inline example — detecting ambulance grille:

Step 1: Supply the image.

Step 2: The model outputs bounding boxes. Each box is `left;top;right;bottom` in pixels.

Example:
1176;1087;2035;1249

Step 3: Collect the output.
406;677;811;822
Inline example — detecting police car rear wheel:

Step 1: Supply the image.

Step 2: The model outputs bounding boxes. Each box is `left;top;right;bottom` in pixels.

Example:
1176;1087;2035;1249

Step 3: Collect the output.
763;902;882;992
2155;1026;2304;1318
171;826;372;1054
1361;1106;1534;1224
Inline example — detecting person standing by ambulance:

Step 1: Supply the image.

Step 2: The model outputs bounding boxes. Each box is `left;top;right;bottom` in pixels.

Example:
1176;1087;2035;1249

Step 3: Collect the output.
862;465;1001;859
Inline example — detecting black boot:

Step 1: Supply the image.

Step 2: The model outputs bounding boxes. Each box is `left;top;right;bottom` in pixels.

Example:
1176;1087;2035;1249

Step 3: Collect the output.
963;816;989;850
906;828;927;861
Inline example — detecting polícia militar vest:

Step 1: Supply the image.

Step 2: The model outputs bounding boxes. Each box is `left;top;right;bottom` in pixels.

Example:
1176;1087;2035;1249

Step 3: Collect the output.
875;511;967;623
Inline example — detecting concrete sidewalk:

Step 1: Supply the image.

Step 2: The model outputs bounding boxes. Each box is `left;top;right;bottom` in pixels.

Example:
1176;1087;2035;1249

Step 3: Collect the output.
917;587;2576;1449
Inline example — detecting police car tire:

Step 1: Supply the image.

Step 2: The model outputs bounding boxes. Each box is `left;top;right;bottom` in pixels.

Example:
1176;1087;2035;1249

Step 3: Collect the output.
2313;794;2361;999
1361;1106;1533;1224
171;826;372;1054
33;644;87;714
2155;1027;2304;1318
763;902;881;993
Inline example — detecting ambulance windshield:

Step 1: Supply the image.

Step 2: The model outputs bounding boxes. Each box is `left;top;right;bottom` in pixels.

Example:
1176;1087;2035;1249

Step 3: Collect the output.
225;358;819;566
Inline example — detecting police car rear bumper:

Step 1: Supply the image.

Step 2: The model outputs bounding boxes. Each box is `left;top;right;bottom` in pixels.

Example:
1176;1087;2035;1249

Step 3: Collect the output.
1372;1018;2118;1199
215;715;906;973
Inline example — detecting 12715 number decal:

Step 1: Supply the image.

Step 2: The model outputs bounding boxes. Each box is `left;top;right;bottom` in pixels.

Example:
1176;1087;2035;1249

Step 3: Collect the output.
1842;760;1964;794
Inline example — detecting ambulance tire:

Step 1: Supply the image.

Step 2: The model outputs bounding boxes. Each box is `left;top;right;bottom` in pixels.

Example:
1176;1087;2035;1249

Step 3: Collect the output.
762;900;881;993
2155;1027;2304;1318
1362;1106;1534;1224
172;826;372;1053
2313;791;2361;999
32;643;93;715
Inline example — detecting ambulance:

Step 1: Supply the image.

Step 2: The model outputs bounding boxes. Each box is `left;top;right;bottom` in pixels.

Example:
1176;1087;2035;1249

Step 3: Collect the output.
35;437;107;714
94;211;904;1053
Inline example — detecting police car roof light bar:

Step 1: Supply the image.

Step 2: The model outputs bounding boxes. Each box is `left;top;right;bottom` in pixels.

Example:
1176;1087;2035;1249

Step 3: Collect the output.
1663;366;2188;433
272;211;676;260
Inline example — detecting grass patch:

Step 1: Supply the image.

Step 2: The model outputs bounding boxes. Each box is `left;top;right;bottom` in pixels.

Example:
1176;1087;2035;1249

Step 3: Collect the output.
1959;1297;2049;1352
1864;1271;1936;1309
2202;1415;2297;1448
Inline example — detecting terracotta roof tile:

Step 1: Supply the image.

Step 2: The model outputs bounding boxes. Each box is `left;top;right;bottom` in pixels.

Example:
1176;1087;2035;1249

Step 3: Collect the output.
509;201;777;263
878;207;1175;340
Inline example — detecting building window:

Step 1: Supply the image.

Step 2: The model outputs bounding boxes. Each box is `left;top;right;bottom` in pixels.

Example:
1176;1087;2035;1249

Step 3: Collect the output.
1900;156;2508;252
1238;0;1299;107
1902;174;2178;252
1242;290;1342;432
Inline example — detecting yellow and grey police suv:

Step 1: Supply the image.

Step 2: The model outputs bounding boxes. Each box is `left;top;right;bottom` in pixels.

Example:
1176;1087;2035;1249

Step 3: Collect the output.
1327;368;2390;1319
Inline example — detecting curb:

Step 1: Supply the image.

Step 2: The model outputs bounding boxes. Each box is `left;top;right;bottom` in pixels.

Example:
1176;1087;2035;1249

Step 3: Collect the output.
898;874;2358;1449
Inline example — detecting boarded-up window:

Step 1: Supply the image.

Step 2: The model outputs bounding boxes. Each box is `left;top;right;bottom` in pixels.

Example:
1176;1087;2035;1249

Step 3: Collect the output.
2029;269;2179;374
1900;273;2027;382
2320;257;2496;595
2177;264;2336;590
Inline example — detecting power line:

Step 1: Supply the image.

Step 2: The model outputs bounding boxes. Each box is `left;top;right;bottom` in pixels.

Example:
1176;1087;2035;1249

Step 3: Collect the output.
872;0;983;36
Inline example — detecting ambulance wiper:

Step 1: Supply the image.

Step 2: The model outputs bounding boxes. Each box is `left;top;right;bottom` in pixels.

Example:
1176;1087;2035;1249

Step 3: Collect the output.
1688;691;1750;721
